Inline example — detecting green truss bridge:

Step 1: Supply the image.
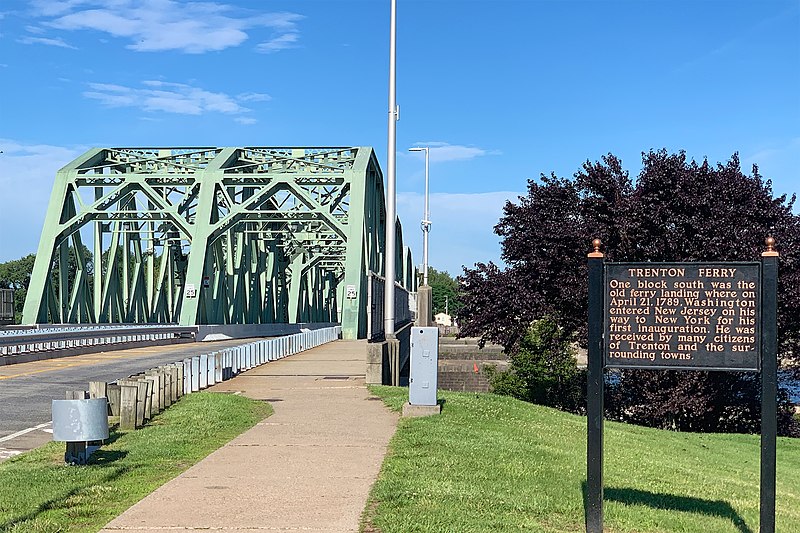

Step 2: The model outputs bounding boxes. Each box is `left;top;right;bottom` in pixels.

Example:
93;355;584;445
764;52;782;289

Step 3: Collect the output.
22;147;417;340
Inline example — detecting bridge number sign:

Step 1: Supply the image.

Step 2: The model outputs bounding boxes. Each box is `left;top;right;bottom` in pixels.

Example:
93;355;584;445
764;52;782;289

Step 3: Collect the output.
604;263;760;371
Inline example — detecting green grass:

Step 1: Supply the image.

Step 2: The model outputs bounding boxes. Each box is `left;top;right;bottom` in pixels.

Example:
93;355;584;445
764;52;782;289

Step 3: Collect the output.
0;392;271;533
365;386;800;533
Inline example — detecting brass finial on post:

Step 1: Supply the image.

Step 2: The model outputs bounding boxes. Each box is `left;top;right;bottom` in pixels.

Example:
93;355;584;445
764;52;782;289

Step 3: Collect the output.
763;236;779;257
588;238;604;258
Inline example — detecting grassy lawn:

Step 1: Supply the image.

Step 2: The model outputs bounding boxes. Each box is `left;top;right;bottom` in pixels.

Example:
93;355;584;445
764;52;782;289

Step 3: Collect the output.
0;392;271;533
365;386;800;533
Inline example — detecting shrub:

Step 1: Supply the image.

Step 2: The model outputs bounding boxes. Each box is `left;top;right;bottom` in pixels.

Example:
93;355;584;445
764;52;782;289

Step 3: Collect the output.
486;318;586;414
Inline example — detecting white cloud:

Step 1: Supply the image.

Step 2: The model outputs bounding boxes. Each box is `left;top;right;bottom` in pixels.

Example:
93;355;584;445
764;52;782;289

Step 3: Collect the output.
83;80;264;121
237;92;272;102
397;191;519;275
256;32;299;54
0;140;86;262
17;35;76;48
235;117;258;125
31;1;97;17
31;0;303;54
408;141;500;163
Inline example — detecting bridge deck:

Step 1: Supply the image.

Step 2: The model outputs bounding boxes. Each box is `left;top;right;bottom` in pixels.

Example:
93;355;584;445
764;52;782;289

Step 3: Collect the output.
101;339;398;533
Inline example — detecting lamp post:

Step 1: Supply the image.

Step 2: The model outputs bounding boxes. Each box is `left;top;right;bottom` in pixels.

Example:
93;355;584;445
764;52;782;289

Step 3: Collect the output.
384;0;398;338
408;146;430;286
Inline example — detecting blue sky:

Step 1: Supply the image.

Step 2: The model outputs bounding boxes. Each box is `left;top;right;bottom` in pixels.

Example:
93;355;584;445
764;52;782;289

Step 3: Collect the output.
0;0;798;276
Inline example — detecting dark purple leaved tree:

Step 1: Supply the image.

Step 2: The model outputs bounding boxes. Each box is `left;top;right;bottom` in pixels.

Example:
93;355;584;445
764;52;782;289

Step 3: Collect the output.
459;150;800;435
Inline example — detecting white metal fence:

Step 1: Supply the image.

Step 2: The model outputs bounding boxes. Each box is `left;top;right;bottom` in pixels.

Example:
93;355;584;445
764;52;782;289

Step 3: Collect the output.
179;326;342;394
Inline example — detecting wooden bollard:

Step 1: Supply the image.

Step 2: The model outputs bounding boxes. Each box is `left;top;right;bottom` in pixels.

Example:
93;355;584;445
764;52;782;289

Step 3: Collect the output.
135;381;148;426
142;377;156;419
89;381;110;416
119;384;138;430
175;363;184;398
89;381;107;400
169;366;179;402
146;370;165;411
107;384;121;416
161;369;172;407
159;367;171;402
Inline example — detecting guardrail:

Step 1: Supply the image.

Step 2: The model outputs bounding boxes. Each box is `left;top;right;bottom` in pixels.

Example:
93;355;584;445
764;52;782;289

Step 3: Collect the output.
0;325;197;357
65;326;343;434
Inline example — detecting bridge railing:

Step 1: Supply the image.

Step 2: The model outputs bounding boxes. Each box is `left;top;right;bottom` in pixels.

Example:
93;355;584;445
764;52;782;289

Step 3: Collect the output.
365;271;415;341
0;325;197;358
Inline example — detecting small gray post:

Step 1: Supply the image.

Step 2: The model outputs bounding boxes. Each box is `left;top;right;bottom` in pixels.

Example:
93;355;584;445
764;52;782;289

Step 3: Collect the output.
207;354;216;386
183;358;192;394
191;356;200;392
199;354;208;388
215;352;223;382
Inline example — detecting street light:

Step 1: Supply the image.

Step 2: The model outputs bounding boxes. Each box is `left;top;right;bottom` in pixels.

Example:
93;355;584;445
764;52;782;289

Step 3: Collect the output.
384;0;398;337
408;146;430;286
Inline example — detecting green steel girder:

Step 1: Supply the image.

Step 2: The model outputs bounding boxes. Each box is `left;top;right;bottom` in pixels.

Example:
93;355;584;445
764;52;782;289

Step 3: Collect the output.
22;147;415;338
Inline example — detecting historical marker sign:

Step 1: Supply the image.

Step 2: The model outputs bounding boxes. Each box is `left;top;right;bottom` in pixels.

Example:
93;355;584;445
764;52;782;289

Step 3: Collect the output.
604;262;760;371
585;241;779;533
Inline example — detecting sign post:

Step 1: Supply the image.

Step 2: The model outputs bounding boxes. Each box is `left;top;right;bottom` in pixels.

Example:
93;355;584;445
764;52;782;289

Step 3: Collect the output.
586;239;605;533
586;238;778;533
760;238;778;533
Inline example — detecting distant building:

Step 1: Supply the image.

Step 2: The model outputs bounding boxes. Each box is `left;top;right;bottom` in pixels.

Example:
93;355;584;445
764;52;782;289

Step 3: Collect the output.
434;312;453;327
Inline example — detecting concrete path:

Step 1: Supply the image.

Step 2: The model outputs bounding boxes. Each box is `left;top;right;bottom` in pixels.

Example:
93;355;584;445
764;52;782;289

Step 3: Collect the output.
101;339;398;532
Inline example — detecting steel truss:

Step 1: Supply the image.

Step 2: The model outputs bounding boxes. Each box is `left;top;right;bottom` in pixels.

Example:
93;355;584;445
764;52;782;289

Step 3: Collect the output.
22;147;416;338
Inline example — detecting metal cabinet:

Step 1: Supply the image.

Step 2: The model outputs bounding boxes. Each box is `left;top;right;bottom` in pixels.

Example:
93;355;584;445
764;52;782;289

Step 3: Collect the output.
409;327;438;406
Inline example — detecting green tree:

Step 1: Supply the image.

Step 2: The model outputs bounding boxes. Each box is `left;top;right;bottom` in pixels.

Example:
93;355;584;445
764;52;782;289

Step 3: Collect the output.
0;254;36;323
427;267;463;316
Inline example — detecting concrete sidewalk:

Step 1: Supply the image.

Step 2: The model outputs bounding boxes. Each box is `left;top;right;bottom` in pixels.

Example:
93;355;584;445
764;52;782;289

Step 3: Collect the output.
101;339;398;532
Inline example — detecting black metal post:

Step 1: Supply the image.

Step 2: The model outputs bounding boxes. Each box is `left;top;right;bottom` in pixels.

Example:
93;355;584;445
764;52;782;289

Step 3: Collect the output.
760;240;778;533
586;240;604;533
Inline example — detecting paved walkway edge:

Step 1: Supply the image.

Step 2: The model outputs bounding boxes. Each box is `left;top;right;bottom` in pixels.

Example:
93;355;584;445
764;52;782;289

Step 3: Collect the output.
100;339;397;533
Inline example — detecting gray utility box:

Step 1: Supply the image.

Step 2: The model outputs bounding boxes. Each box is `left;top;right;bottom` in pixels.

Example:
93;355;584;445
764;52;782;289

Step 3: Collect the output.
409;327;439;406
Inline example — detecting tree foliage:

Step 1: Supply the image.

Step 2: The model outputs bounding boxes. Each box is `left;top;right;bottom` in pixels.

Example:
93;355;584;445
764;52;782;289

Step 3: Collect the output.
427;267;463;316
0;254;36;323
486;318;585;414
460;149;800;434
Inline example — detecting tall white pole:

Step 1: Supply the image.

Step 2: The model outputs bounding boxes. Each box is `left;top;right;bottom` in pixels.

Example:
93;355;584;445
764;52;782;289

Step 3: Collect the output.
422;147;430;286
384;0;397;337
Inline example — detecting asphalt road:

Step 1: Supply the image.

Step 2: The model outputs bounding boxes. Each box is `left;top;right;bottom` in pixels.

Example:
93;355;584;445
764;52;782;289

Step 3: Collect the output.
0;338;265;460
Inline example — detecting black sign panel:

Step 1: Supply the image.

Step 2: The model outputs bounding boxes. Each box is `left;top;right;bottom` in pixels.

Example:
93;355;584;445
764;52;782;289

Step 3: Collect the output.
604;262;761;371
